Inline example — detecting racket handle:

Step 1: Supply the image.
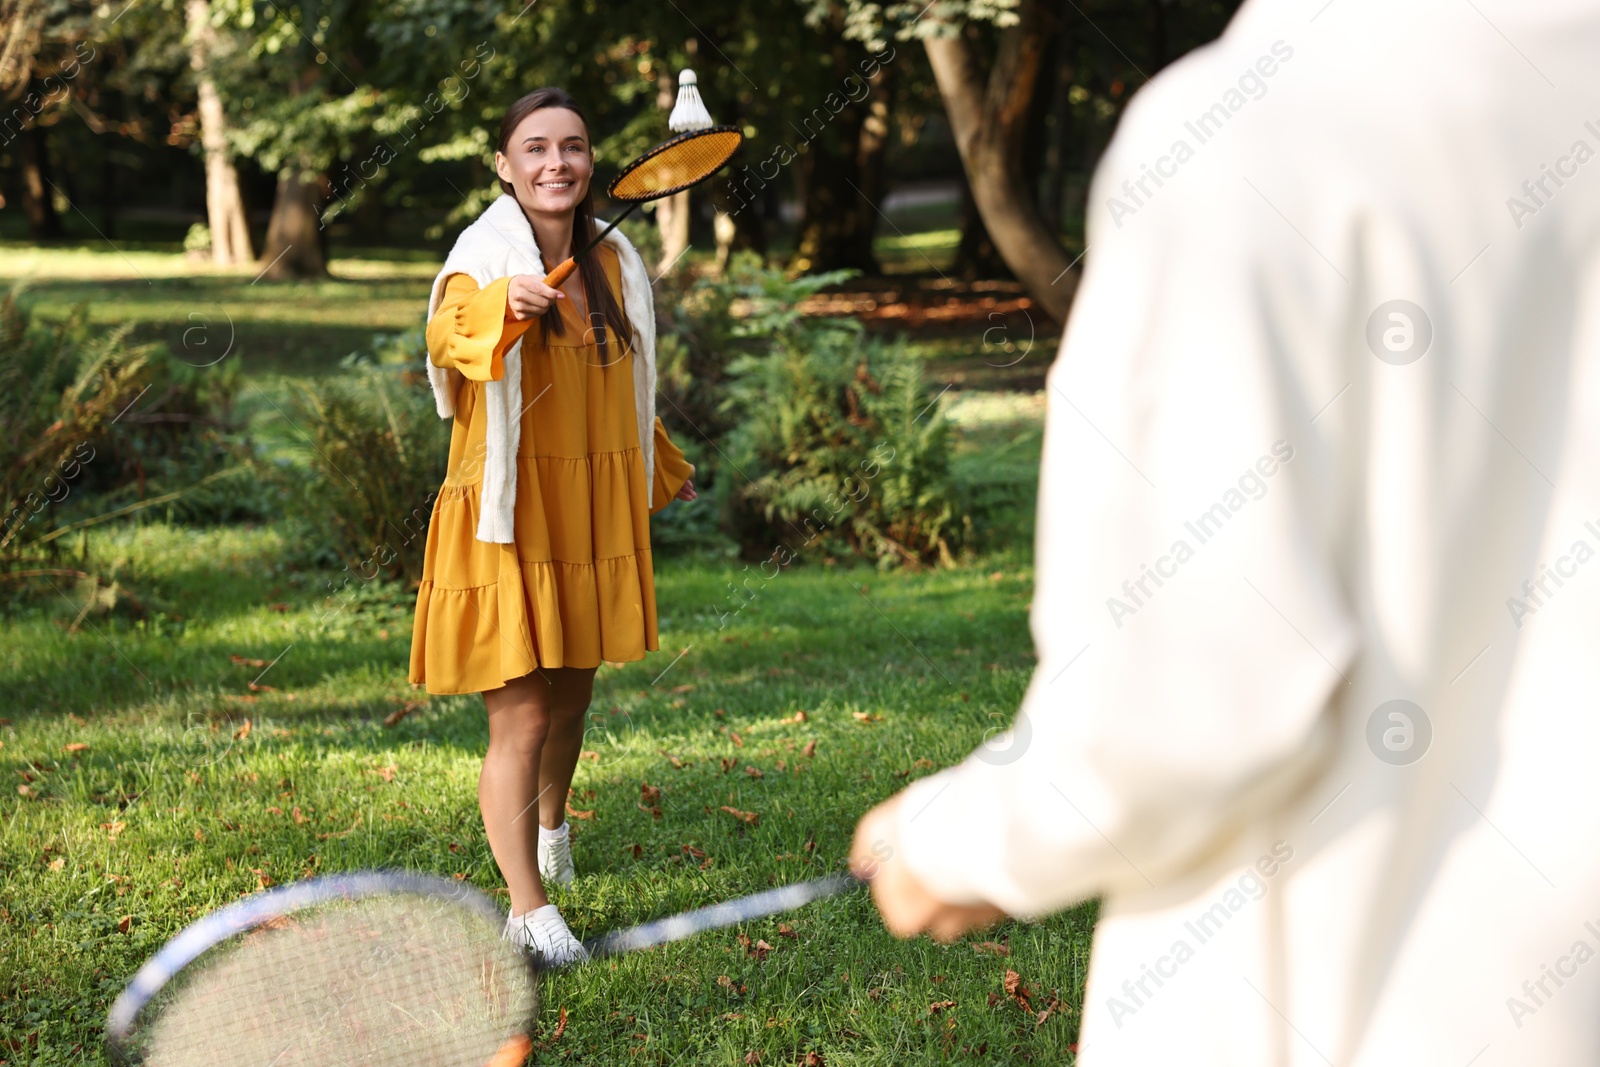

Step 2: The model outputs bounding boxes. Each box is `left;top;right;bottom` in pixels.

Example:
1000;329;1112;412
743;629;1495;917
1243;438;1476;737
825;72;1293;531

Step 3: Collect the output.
543;257;578;289
484;1033;533;1067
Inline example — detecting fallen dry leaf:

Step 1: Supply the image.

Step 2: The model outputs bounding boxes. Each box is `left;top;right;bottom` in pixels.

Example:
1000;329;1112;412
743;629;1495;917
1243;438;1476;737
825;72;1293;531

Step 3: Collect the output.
744;765;763;779
566;802;595;820
371;765;395;782
638;802;662;820
851;712;882;724
743;1050;761;1064
247;681;277;693
229;655;270;668
719;757;737;774
802;740;817;758
232;719;252;740
729;731;744;747
383;701;422;728
641;783;661;804
720;805;760;826
972;941;1010;956
317;815;363;840
1004;969;1035;1011
579;751;600;762
63;742;88;753
682;844;707;860
623;842;643;858
777;923;798;940
48;857;64;871
539;1005;568;1047
751;939;774;960
790;710;808;723
670;683;697;694
117;915;132;934
929;1000;957;1014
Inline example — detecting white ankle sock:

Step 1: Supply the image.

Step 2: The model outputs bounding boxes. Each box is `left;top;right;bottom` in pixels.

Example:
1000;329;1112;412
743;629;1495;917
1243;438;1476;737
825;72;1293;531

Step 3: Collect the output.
510;903;562;924
539;821;569;842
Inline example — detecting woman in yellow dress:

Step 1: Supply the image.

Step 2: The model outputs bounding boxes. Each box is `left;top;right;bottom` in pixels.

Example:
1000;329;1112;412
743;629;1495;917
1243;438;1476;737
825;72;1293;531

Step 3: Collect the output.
408;87;697;965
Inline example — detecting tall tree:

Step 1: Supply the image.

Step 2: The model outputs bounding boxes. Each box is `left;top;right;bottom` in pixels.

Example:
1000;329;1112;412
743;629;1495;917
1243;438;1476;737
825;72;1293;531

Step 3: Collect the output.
0;0;90;240
922;0;1074;321
186;0;253;266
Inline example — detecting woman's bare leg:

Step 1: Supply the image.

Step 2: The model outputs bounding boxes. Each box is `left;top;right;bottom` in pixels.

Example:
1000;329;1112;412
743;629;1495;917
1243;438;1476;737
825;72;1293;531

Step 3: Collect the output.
481;671;555;916
480;666;597;915
537;667;596;830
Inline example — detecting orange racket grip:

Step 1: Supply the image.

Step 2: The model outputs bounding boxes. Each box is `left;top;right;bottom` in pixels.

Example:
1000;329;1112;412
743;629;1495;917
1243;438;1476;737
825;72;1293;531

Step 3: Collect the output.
542;258;578;289
484;1033;533;1067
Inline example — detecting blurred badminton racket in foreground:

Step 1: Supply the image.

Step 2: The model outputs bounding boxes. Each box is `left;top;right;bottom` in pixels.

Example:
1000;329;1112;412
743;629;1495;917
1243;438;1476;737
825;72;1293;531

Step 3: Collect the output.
105;869;863;1066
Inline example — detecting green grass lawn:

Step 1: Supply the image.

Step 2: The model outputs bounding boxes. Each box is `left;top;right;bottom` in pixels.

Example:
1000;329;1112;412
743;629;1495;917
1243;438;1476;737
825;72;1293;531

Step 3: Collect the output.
0;521;1091;1064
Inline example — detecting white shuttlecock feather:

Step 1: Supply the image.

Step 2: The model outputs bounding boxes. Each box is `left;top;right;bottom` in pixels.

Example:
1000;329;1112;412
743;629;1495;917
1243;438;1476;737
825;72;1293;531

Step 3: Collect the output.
668;69;714;132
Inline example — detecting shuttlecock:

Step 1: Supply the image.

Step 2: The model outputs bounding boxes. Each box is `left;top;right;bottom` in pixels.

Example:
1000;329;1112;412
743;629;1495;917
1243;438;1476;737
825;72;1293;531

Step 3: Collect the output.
668;69;714;132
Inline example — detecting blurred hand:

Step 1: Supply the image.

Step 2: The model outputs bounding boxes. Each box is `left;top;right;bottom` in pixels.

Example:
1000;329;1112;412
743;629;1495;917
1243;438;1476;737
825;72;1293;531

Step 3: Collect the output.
675;477;698;502
849;793;1008;942
507;274;566;320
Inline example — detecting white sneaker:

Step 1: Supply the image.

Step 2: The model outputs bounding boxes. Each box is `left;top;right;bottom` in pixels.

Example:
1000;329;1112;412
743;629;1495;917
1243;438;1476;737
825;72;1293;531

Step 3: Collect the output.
504;903;589;967
538;822;575;887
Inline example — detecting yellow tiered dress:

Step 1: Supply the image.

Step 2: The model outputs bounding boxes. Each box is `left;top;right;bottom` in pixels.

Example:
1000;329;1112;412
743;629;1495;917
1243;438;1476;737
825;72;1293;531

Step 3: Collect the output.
408;243;695;694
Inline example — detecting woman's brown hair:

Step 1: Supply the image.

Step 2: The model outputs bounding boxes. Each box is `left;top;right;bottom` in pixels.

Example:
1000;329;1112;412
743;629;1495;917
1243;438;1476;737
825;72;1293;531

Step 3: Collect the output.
496;87;634;364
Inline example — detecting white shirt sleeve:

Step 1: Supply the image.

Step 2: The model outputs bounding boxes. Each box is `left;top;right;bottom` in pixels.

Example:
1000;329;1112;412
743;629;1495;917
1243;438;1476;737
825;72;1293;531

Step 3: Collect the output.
893;69;1361;918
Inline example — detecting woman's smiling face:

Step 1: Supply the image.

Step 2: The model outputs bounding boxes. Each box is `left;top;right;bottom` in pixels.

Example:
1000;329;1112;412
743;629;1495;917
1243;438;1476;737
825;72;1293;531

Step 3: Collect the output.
495;105;593;215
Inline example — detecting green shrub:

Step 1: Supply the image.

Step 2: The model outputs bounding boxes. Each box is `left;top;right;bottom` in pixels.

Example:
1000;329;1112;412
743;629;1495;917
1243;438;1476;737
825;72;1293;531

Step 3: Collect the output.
279;328;449;587
70;346;269;525
0;289;154;567
718;265;963;568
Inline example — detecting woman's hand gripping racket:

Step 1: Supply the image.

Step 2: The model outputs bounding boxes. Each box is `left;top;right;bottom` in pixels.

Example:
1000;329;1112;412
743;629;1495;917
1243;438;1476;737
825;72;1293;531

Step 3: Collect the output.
105;869;865;1066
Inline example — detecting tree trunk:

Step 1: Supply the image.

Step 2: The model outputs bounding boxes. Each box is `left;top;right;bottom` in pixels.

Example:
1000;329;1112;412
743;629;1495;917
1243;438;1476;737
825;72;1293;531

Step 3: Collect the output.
851;59;893;270
653;69;692;276
656;189;691;276
924;0;1075;323
259;167;326;278
789;39;890;275
187;0;253;266
953;169;1010;279
18;119;63;239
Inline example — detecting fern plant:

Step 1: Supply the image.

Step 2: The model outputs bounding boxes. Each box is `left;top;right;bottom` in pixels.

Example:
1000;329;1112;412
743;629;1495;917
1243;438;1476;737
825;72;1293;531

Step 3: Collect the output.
720;279;961;568
0;288;154;565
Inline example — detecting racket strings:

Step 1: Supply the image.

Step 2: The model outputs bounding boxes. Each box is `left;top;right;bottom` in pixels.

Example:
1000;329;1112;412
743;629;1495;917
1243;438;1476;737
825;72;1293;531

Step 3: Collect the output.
131;896;535;1067
610;129;743;201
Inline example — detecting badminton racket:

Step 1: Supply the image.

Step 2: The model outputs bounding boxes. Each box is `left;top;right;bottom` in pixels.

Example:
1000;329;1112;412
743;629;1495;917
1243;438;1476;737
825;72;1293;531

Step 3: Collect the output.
105;868;863;1066
540;125;744;288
